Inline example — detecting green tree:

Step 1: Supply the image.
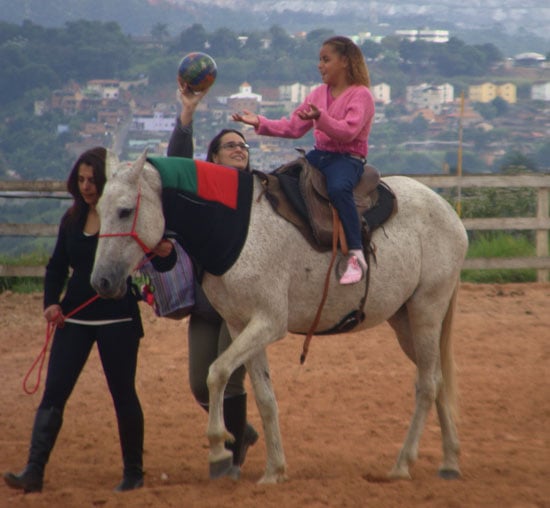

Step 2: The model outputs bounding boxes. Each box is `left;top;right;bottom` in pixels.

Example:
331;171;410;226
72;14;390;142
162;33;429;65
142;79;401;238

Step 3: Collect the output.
497;151;537;173
398;39;432;65
305;28;334;47
175;24;208;53
208;28;240;57
492;96;509;116
410;114;429;136
534;142;550;170
151;23;169;45
361;39;382;60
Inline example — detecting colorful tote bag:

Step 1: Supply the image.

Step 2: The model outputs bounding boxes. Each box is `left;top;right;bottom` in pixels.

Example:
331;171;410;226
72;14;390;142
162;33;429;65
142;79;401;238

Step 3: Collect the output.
139;241;195;319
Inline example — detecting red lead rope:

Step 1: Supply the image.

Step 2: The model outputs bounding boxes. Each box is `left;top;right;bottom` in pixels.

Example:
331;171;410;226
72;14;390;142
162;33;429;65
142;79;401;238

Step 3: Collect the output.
22;294;100;395
23;188;156;395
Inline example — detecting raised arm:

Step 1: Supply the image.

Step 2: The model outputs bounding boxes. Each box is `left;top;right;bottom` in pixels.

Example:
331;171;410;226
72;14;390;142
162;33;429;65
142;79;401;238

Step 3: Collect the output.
167;81;209;158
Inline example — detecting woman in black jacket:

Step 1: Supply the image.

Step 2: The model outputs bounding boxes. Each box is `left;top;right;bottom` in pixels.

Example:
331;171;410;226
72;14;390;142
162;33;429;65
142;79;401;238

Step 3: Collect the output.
3;147;145;493
166;82;258;479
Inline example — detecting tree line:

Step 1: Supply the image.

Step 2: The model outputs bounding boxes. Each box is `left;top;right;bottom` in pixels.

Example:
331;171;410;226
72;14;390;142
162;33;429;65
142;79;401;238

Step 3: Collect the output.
0;20;506;110
0;19;544;181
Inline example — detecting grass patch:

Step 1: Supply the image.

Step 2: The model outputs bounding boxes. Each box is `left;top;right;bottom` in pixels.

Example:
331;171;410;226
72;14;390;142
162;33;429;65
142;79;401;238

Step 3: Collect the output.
461;231;538;283
0;252;49;293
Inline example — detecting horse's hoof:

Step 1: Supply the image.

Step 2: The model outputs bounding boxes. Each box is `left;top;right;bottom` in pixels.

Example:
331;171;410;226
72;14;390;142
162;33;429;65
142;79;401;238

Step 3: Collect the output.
438;468;461;480
388;467;412;480
209;455;235;479
257;470;288;484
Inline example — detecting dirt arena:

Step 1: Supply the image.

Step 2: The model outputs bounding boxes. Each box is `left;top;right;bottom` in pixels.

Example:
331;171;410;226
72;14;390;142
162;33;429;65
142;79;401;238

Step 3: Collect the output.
1;283;549;508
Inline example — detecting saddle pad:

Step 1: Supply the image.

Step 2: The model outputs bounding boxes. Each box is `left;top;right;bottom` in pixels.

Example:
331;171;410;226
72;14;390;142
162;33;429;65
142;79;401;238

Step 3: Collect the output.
148;156;239;209
149;156;254;276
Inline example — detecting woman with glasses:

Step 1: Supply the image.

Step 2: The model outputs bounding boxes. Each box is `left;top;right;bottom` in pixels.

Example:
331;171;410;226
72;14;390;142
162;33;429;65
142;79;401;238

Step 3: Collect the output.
164;81;258;479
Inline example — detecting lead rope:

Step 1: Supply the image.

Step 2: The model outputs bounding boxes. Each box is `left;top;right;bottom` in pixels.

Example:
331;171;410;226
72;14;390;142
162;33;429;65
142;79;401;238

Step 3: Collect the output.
22;253;156;395
22;293;100;394
23;187;157;394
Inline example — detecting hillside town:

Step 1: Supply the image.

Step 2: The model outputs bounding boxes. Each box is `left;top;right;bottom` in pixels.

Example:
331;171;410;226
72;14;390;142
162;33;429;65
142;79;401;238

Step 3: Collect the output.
32;36;550;173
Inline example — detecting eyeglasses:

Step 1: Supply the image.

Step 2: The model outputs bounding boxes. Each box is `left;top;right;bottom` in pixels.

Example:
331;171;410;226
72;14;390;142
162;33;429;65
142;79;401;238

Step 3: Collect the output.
220;141;250;152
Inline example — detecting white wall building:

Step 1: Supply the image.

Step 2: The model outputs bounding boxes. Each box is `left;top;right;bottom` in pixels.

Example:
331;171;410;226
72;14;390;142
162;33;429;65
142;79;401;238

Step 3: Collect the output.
531;82;550;101
395;29;449;43
130;111;176;132
86;80;120;100
371;83;391;105
406;83;454;112
278;82;319;104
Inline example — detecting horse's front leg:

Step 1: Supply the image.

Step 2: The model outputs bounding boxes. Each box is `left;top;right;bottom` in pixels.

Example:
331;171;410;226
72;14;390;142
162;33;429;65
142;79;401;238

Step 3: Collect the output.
206;315;287;482
206;360;235;478
245;349;287;484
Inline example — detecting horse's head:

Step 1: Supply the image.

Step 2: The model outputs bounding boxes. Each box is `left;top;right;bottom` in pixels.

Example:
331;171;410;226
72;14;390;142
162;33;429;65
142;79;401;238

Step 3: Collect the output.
91;149;164;299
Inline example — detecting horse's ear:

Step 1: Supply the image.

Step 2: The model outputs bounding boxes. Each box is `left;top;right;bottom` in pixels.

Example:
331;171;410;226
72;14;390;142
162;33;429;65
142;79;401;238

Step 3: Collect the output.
121;149;148;185
105;150;119;179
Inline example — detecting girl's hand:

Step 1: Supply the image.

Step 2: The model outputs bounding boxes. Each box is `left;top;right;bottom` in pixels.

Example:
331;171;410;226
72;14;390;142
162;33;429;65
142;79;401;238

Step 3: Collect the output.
232;110;259;128
152;239;174;258
44;304;64;326
297;103;320;121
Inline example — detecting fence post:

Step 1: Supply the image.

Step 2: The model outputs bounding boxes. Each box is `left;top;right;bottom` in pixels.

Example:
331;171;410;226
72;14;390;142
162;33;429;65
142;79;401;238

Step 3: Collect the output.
536;187;549;282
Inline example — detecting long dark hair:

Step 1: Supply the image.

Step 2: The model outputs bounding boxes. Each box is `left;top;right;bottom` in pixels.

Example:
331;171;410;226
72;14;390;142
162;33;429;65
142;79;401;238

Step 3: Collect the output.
206;129;251;172
63;146;107;226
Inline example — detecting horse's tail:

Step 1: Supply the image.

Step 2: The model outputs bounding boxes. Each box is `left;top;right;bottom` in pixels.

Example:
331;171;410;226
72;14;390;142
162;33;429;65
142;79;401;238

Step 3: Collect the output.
440;280;460;421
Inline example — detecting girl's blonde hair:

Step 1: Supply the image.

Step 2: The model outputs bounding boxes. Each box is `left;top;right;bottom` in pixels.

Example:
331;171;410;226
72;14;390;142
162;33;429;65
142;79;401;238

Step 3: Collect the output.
323;36;371;88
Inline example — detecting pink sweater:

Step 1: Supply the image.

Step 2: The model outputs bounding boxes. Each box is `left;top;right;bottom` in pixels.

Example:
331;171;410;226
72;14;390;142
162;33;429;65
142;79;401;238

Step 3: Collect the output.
256;84;375;158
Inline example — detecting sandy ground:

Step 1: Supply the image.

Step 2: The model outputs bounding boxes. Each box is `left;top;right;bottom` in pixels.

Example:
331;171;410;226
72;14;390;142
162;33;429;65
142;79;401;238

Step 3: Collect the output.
1;283;549;508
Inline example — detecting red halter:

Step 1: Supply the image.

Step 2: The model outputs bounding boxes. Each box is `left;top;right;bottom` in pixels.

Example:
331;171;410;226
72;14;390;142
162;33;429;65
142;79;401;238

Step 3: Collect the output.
98;188;153;256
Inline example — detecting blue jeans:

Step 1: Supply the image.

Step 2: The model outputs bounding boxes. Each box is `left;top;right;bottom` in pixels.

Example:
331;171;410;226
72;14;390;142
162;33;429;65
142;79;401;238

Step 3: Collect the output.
305;149;365;249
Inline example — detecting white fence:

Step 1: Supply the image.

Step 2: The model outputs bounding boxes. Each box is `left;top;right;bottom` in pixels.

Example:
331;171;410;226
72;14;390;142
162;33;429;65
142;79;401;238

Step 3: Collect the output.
1;174;550;281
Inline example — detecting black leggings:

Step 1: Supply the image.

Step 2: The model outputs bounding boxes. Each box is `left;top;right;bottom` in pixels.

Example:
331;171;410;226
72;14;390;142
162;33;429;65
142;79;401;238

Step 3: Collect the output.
39;321;142;416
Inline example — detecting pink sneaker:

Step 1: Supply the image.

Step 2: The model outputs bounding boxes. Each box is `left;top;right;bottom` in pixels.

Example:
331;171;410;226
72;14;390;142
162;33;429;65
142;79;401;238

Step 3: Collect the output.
339;255;363;285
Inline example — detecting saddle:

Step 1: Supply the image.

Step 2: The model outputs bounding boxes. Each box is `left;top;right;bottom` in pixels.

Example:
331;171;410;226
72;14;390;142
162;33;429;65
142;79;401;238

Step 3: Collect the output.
255;155;397;252
254;154;398;362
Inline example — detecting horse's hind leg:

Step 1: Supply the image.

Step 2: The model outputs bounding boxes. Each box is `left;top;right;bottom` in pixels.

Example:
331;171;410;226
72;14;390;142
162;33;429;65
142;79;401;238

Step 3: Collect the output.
387;291;460;480
245;350;288;484
388;320;439;479
434;287;461;479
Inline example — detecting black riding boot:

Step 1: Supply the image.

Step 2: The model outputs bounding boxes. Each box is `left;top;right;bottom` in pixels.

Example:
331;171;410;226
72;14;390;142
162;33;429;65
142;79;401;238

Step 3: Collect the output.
3;407;63;493
114;406;144;492
223;394;259;471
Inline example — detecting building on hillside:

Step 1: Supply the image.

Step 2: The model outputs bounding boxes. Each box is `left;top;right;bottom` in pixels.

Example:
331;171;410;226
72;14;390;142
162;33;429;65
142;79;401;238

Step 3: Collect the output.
468;82;517;104
50;88;85;116
226;82;262;114
496;83;517;104
514;52;546;67
372;82;391;105
130;110;176;132
86;79;121;100
531;82;550;101
119;77;149;90
406;83;454;113
34;100;47;116
394;29;449;43
278;82;319;105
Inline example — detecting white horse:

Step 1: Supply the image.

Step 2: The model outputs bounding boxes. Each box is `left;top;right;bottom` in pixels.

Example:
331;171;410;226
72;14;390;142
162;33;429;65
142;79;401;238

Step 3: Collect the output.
91;150;468;484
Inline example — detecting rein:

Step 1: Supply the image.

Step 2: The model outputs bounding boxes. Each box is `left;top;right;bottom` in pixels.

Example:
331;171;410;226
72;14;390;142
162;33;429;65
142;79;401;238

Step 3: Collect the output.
300;206;347;364
24;189;156;394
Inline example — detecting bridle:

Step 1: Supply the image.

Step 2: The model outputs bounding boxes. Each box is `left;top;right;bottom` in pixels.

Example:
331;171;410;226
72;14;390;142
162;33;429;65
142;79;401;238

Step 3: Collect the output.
98;188;153;257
